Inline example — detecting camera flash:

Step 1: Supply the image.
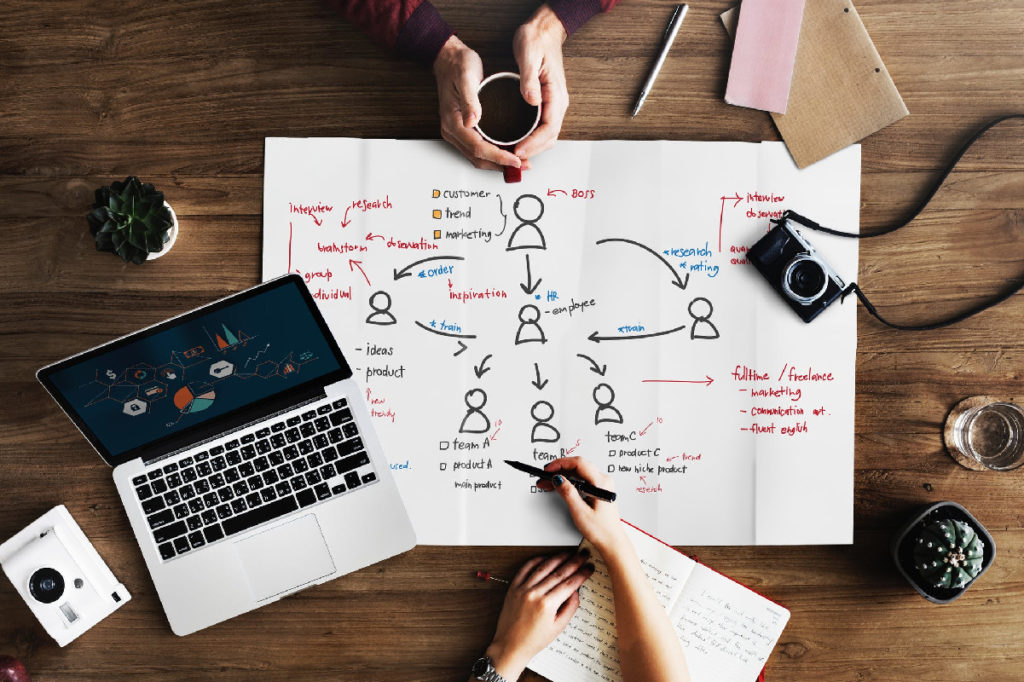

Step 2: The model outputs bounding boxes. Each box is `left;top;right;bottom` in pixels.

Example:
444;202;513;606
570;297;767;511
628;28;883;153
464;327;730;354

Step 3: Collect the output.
59;603;79;623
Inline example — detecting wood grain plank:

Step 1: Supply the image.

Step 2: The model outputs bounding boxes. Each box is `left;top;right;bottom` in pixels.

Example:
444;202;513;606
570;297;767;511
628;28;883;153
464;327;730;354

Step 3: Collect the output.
2;0;1023;679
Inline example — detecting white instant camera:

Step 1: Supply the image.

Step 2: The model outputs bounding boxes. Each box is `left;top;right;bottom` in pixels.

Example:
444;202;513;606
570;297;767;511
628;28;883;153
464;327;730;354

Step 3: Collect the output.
0;505;130;646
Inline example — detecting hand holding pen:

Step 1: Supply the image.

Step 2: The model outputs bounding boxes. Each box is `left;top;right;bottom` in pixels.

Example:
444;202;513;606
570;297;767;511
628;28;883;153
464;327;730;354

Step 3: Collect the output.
535;457;628;556
505;460;616;502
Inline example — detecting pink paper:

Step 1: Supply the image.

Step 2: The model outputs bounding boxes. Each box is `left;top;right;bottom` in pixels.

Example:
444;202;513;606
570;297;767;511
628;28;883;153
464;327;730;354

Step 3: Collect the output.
725;0;806;114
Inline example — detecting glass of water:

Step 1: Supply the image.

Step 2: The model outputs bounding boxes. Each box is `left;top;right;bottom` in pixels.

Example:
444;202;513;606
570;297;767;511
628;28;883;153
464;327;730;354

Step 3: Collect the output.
948;400;1024;471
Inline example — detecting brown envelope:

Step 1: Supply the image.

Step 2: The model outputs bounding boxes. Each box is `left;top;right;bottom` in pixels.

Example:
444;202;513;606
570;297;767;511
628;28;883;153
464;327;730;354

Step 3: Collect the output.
722;0;908;168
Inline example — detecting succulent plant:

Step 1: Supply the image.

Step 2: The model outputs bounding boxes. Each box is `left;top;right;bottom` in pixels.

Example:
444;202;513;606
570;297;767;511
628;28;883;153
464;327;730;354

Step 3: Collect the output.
912;518;985;590
87;176;174;264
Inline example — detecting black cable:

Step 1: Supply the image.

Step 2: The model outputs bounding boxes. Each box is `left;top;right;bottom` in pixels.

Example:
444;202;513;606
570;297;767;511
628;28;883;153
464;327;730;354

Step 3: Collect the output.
775;114;1024;330
781;114;1024;239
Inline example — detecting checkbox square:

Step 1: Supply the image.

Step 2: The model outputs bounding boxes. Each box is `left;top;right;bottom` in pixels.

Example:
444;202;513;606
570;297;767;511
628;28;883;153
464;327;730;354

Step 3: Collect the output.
609;449;617;457
440;462;447;471
433;229;441;239
440;440;449;450
432;189;440;198
432;209;442;219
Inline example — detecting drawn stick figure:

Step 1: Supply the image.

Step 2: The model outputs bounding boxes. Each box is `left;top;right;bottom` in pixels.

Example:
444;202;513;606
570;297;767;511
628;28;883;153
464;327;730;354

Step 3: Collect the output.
593;383;624;425
366;291;397;326
506;194;547;251
688;296;719;340
459;388;491;434
515;304;547;345
530;400;560;443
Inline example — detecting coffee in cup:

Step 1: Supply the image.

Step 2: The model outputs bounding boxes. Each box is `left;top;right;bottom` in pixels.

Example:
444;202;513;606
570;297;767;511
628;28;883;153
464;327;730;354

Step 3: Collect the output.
474;72;542;147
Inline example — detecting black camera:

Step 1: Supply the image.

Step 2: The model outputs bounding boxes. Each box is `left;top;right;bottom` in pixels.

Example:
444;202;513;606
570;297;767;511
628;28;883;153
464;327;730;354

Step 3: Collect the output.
748;217;847;323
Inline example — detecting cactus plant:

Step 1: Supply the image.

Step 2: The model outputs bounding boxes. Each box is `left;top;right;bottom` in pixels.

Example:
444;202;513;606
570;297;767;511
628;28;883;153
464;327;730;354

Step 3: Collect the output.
912;518;985;590
87;176;175;264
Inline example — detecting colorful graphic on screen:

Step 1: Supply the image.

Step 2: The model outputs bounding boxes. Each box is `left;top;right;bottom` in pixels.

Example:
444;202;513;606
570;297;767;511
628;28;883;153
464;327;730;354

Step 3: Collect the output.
47;282;342;457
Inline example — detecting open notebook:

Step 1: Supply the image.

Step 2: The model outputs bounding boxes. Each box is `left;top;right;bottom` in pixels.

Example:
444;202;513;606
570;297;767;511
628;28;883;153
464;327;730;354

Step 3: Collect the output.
529;522;790;682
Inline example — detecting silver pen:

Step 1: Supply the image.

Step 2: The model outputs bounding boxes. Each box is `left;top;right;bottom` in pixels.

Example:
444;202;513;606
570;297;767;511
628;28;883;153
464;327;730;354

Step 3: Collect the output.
631;3;688;118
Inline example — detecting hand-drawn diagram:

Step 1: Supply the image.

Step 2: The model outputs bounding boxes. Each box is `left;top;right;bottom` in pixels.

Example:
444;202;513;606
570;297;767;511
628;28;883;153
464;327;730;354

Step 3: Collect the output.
366;290;397;326
263;137;862;546
515;304;547;345
459;388;491;434
530;400;560;443
688;297;720;340
507;193;547;251
593;383;623;425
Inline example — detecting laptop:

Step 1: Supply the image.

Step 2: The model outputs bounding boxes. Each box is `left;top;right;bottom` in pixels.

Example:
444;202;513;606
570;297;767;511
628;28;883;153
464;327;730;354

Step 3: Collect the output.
37;274;416;635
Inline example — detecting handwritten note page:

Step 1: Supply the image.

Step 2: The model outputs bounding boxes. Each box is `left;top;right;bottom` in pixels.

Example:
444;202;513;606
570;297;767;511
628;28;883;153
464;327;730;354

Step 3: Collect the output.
528;523;789;682
262;138;860;545
529;526;697;682
671;567;791;682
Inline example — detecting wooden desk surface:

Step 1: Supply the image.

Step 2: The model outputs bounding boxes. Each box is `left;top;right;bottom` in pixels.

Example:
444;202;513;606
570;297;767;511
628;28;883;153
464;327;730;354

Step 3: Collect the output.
1;0;1022;679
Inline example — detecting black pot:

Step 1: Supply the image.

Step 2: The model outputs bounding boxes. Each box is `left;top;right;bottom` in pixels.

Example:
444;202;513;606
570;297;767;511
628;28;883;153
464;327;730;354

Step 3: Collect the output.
890;501;996;604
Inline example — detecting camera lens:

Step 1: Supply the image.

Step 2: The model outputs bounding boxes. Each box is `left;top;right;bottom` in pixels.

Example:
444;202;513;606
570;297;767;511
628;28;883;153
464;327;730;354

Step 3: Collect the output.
782;255;828;304
28;567;65;604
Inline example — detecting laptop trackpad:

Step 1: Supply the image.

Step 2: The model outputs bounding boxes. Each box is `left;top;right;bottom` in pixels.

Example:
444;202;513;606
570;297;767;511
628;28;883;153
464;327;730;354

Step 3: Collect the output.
234;514;336;601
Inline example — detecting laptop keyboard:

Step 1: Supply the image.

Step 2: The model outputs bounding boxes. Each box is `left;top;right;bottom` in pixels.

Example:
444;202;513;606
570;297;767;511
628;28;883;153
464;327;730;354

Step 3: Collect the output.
129;397;378;561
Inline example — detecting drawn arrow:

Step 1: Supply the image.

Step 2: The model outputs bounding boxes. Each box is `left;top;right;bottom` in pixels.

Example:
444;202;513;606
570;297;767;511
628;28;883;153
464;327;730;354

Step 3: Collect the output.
453;341;468;357
394;255;464;280
588;322;687;343
474;354;493;379
348;259;370;286
341;206;352;228
576;353;607;376
717;193;743;252
311;215;323;227
415;320;476;339
531;363;549;390
596;238;687;291
641;376;714;386
520;254;542;295
547;189;568;197
366;232;385;242
722;192;743;208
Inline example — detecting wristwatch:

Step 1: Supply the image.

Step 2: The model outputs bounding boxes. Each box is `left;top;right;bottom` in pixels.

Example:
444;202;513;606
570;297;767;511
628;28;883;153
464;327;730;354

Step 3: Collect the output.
471;655;510;682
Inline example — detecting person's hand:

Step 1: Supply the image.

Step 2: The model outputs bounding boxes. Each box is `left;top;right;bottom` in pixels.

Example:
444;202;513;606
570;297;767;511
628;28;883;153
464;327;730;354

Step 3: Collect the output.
512;4;569;161
433;35;523;172
538;457;628;555
483;551;595;679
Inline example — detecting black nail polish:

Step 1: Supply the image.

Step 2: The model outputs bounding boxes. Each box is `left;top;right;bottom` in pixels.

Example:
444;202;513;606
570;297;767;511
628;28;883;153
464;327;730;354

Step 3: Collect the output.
579;547;591;558
584;563;595;572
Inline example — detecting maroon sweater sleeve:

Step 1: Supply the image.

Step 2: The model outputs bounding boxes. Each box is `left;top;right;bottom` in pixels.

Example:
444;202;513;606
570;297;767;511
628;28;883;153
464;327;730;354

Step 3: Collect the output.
326;0;454;65
547;0;621;36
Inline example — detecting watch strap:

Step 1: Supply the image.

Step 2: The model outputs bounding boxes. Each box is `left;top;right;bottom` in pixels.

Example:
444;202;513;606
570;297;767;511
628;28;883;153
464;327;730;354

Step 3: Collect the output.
472;656;510;682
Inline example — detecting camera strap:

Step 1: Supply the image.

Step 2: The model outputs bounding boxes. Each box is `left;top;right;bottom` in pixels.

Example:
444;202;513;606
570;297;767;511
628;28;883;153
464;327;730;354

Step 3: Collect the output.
774;113;1024;331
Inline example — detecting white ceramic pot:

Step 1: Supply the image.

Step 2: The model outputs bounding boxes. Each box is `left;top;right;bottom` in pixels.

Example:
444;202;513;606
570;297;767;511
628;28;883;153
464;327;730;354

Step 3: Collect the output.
147;202;178;261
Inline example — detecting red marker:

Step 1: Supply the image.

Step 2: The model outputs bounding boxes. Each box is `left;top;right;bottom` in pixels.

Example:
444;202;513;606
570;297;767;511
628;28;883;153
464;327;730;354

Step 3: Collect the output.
476;570;509;584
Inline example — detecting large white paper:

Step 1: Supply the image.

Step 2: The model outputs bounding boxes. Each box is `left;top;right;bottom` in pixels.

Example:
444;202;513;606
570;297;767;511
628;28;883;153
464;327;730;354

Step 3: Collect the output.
262;138;859;545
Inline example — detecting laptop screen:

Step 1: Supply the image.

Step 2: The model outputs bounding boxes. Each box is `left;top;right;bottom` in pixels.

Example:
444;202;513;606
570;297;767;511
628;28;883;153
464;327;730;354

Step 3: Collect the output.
38;275;351;467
